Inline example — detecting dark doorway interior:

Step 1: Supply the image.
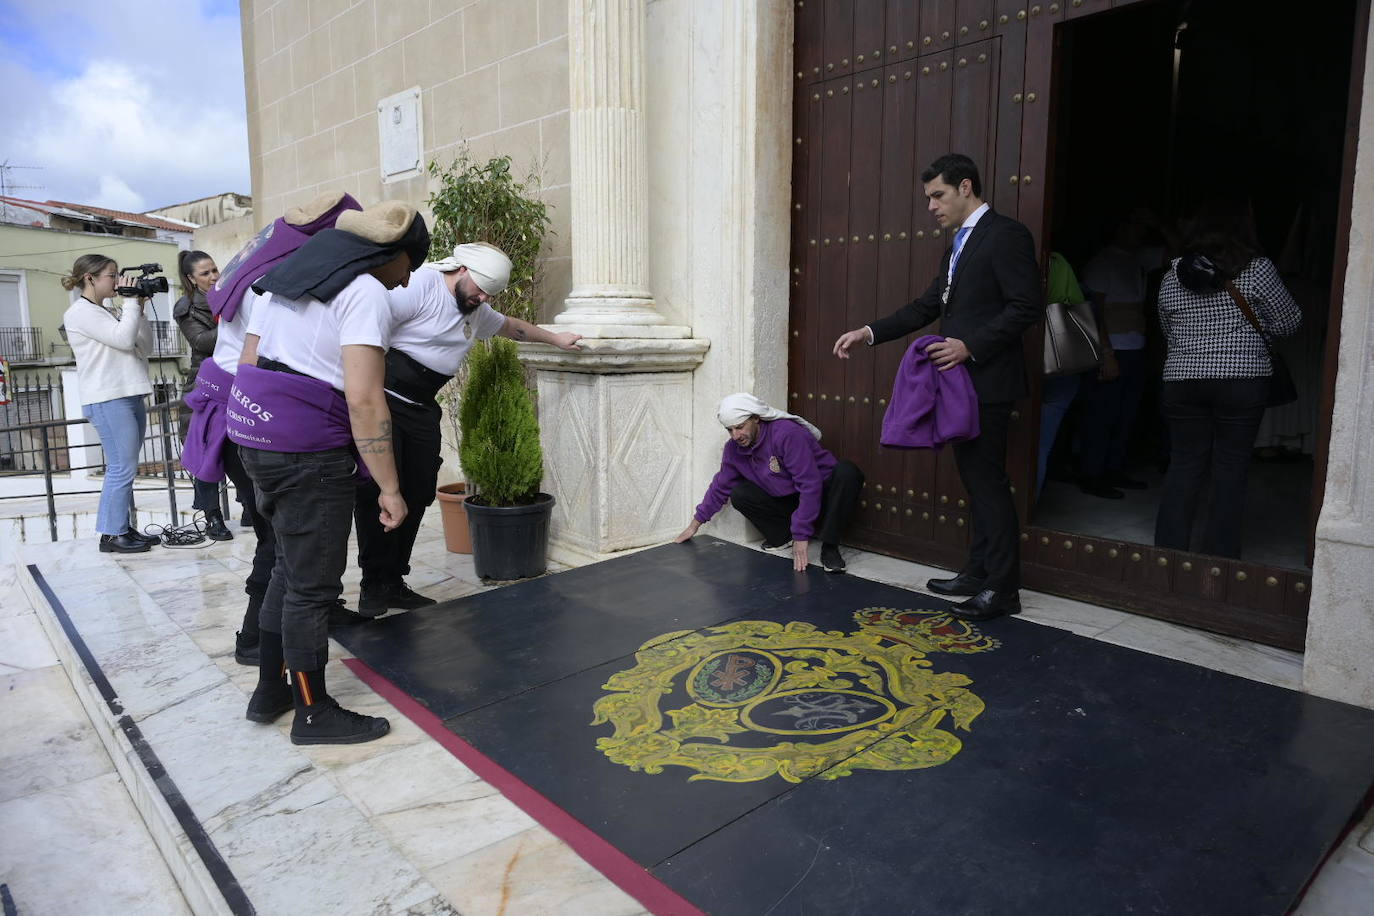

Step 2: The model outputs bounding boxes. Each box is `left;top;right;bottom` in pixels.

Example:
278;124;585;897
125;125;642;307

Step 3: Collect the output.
1035;0;1357;571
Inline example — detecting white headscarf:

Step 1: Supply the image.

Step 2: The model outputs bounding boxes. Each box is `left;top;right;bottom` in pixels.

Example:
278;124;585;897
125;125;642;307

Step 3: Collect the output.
426;242;512;295
717;393;822;440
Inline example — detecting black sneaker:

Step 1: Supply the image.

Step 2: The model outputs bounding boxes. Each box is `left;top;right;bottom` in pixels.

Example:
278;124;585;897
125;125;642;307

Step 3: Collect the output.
99;532;152;553
327;600;367;628
245;679;293;723
234;632;260;666
761;538;793;550
290;699;390;745
358;581;437;617
821;543;846;573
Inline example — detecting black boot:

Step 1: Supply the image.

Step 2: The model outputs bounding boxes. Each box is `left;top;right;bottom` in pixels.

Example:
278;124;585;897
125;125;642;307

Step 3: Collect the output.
235;594;264;665
288;667;390;746
821;543;846;573
245;629;293;723
204;509;234;541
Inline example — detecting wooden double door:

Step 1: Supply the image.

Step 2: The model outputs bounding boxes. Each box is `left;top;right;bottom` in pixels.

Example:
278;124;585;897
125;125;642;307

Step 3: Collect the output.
788;0;1332;650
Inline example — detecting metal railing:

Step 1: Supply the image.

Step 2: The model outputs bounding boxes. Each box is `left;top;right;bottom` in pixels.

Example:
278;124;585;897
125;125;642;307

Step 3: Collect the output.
149;321;189;357
0;326;43;362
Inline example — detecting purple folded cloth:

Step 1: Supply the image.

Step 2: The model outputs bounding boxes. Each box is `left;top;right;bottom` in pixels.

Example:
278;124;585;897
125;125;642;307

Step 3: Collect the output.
880;334;981;449
179;360;233;482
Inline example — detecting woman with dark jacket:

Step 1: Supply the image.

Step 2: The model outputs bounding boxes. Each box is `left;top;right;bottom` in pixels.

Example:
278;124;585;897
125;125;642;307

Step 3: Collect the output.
1153;201;1301;558
174;249;232;540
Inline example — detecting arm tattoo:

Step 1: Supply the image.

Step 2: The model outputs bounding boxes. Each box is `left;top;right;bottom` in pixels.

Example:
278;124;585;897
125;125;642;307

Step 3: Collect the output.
355;419;393;455
513;325;528;340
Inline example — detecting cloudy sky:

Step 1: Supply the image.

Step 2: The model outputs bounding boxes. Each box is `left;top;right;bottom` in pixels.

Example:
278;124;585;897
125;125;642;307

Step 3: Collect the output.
0;0;250;213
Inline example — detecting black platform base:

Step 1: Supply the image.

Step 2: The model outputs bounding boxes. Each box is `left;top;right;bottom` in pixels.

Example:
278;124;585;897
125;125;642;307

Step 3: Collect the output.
333;537;1374;915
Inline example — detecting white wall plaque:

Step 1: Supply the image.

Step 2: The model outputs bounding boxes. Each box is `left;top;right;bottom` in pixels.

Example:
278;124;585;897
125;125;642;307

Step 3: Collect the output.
377;87;423;183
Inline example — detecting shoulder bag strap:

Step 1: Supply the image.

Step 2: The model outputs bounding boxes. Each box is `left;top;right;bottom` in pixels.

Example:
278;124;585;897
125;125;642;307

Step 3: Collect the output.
1223;280;1272;348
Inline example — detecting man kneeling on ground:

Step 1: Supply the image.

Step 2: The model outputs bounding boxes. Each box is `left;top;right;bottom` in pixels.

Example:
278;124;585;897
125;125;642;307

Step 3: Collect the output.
676;393;863;573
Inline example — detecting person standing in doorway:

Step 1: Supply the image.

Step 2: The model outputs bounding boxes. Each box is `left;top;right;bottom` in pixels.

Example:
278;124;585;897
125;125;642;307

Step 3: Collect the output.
1153;200;1301;558
61;255;159;554
832;154;1044;620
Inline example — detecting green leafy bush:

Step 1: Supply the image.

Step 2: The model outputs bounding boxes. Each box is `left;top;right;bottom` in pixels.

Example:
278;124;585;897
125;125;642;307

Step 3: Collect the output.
458;338;543;505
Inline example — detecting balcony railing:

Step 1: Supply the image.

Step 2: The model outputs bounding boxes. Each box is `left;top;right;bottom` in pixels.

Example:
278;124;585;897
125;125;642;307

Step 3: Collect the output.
149;321;188;358
0;326;44;362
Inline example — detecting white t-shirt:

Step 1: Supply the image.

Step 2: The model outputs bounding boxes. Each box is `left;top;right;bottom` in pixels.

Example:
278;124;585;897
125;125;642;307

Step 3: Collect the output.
248;274;392;391
212;288;258;374
386;267;507;376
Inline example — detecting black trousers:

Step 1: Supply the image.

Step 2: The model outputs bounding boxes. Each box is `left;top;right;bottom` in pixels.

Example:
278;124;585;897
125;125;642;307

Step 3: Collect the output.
242;446;356;671
1154;377;1267;558
952;402;1020;591
353;395;442;588
222;443;276;635
728;460;864;546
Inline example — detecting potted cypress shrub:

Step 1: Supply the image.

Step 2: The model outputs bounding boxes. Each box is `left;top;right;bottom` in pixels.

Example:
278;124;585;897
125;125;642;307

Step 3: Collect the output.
458;337;554;579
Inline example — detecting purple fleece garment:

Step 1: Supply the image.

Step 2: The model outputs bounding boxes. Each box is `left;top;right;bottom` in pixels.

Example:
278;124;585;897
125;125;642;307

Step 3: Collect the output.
226;365;367;478
694;418;837;540
880;334;981;449
208;193;361;322
179;360;233;482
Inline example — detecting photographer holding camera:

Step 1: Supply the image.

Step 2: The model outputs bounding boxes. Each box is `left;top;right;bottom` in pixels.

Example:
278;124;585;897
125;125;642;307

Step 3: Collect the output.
61;255;159;553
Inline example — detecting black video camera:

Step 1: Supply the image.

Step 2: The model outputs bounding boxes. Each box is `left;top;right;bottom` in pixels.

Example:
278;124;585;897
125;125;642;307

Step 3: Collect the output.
116;263;170;299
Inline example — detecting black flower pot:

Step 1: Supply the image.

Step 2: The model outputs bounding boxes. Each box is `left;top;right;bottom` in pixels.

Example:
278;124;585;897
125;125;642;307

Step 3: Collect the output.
463;493;555;580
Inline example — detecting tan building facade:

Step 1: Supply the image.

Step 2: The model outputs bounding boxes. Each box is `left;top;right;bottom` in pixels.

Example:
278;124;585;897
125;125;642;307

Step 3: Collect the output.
240;0;1374;711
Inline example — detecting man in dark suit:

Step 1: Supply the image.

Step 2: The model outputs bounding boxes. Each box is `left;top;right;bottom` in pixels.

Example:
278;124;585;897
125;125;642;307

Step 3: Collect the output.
833;153;1044;620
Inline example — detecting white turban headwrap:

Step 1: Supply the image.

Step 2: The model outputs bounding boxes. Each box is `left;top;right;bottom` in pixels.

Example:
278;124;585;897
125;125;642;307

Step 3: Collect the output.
717;393;822;441
427;242;512;295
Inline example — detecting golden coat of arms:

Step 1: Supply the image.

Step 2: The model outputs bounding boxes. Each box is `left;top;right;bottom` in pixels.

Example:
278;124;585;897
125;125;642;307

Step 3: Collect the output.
592;608;999;783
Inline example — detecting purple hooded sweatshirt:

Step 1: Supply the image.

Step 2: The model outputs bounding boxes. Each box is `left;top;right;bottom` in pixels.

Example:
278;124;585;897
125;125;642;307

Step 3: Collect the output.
880;334;981;449
207;193;361;322
694;419;837;541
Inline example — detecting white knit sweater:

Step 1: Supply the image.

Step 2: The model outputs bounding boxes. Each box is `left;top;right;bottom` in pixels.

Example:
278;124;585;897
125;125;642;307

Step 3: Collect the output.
62;297;154;405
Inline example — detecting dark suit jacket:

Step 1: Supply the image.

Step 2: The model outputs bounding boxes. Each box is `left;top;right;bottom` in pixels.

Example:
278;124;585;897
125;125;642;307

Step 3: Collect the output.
868;208;1044;404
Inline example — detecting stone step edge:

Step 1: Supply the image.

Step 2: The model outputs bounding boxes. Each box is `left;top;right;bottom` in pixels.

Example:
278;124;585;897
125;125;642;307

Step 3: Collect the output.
16;558;237;916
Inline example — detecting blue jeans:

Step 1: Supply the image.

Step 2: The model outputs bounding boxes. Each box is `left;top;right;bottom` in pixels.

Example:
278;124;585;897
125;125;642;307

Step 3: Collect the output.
240;446;357;671
1037;374;1082;497
83;395;146;536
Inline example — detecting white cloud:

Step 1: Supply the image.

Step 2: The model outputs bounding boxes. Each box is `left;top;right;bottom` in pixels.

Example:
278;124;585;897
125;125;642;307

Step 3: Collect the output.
0;0;250;212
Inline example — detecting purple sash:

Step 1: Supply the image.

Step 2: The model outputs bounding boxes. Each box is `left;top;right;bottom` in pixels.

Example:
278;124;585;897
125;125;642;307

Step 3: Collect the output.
226;365;363;478
880;335;981;449
180;360;234;481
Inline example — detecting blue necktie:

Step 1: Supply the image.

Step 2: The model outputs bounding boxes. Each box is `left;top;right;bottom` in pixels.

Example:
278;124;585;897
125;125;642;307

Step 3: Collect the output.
949;226;971;280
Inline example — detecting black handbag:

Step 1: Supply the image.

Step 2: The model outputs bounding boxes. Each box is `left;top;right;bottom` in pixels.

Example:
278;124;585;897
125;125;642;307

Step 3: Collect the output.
1042;299;1103;377
1224;282;1298;407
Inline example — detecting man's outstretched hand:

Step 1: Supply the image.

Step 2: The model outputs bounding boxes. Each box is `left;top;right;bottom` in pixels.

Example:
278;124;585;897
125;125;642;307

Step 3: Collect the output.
792;539;809;572
675;519;702;543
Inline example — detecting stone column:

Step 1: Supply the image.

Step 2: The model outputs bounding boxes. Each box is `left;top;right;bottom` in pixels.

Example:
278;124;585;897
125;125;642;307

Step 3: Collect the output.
522;0;708;565
1304;16;1374;712
554;0;686;337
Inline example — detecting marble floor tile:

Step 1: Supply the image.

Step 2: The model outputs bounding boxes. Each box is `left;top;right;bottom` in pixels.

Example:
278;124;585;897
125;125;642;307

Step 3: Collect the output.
332;741;483;818
0;771;191;915
428;824;646;916
1296;804;1374;915
1093;614;1305;690
144;569;254;633
97;630;227;722
210;773;442;915
1017;592;1136;638
0;610;60;673
376;787;536;871
0;666;114;803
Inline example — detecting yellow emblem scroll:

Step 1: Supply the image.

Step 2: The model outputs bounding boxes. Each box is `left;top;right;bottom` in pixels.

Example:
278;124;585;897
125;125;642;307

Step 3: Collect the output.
591;608;1000;783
